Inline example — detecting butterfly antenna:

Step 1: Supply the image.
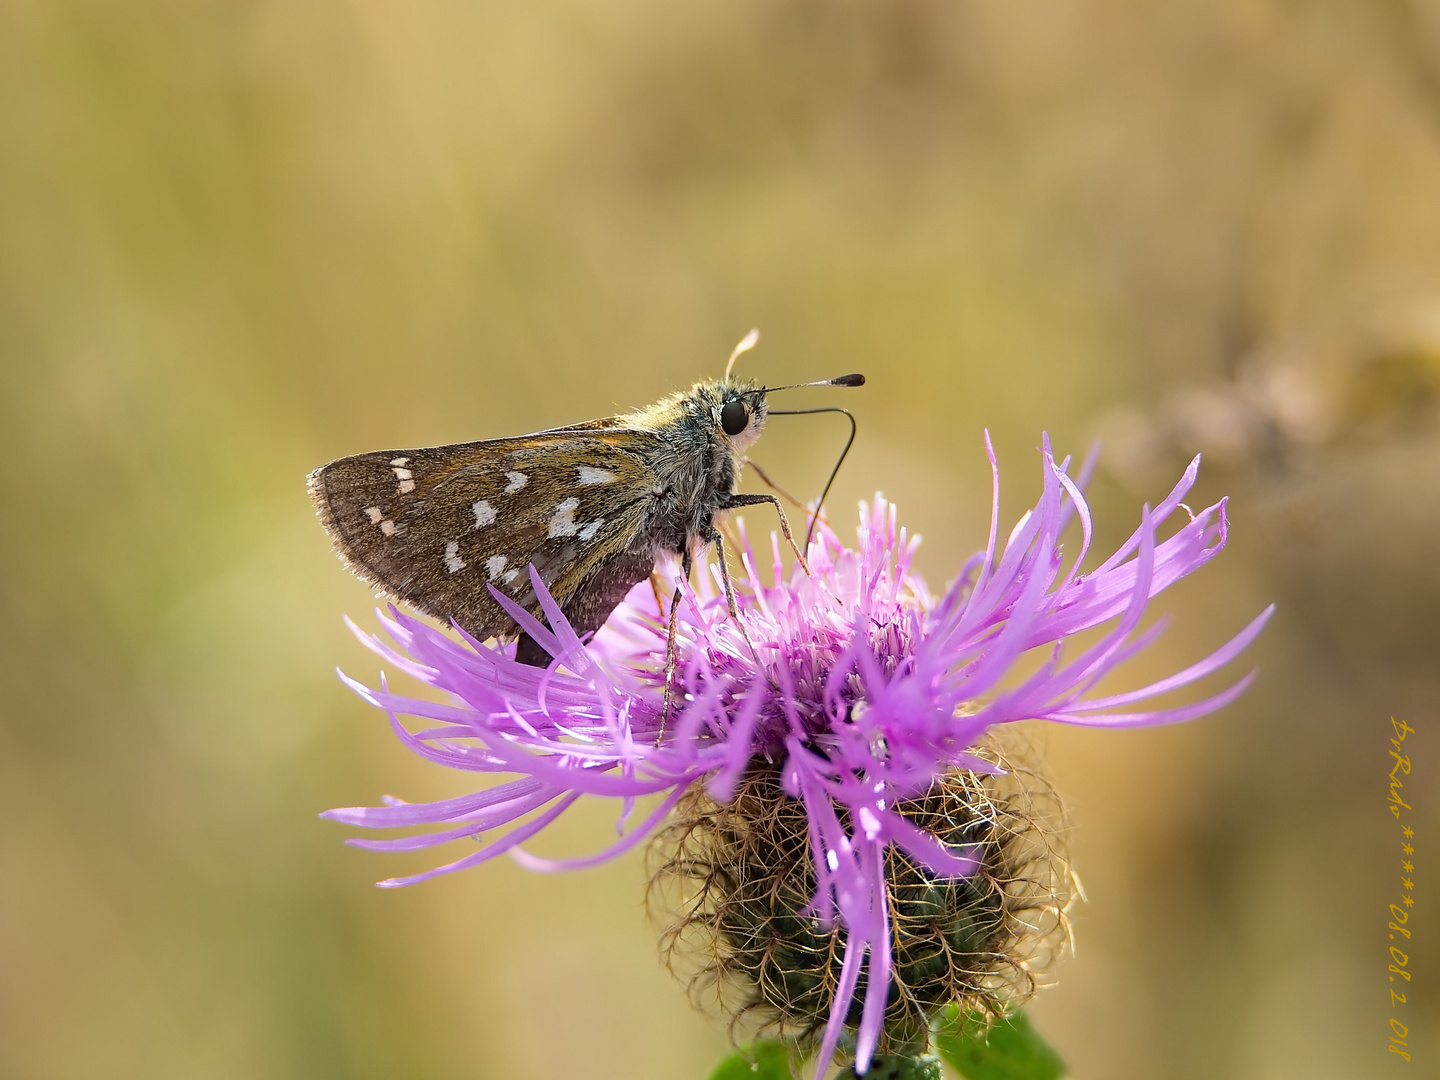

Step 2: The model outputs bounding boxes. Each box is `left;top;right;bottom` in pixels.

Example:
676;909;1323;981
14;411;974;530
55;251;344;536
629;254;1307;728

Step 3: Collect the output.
725;329;761;378
766;373;865;393
767;406;858;549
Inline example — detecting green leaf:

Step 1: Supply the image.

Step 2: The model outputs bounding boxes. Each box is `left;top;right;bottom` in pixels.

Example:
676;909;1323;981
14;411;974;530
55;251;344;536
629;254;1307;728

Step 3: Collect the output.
708;1040;793;1080
839;1054;942;1079
933;1007;1066;1080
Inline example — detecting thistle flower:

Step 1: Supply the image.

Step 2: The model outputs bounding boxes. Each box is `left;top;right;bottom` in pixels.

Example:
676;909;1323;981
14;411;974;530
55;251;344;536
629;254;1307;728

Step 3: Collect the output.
324;435;1272;1077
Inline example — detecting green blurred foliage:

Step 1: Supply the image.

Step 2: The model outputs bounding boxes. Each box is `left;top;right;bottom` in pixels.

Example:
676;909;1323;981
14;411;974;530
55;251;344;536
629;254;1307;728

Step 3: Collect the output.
1;1;1437;1078
935;1008;1064;1080
709;1040;793;1080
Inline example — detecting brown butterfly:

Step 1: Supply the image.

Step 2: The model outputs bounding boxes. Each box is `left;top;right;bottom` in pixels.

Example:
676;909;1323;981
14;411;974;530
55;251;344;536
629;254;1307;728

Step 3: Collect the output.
307;331;863;707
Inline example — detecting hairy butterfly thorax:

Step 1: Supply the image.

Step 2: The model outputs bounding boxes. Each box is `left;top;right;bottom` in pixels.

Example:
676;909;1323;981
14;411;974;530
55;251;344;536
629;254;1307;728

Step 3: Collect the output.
307;331;863;711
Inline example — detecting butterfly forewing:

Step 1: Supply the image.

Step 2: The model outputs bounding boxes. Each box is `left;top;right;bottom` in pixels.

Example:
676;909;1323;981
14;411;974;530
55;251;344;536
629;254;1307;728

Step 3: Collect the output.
309;428;662;641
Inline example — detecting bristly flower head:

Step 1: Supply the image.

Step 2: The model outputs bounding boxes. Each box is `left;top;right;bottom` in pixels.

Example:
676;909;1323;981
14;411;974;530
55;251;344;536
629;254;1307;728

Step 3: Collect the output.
324;435;1272;1077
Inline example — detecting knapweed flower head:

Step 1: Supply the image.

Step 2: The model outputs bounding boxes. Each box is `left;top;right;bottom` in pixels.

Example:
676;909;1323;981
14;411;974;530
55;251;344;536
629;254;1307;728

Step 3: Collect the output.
653;718;1073;1069
325;435;1272;1077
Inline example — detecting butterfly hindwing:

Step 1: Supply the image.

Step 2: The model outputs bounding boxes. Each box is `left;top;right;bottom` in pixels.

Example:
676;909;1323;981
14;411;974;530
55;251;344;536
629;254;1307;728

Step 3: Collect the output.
308;428;662;641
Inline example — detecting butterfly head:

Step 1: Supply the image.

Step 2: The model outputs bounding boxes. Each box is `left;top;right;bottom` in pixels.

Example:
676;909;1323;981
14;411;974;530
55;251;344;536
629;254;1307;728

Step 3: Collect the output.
697;377;771;454
682;368;867;454
703;330;866;457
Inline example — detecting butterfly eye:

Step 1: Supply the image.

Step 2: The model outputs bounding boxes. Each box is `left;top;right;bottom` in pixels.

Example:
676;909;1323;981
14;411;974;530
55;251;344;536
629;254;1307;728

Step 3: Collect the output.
721;399;750;436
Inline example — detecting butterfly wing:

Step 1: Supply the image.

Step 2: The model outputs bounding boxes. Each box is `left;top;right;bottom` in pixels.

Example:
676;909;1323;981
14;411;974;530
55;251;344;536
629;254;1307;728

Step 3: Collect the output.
308;426;662;642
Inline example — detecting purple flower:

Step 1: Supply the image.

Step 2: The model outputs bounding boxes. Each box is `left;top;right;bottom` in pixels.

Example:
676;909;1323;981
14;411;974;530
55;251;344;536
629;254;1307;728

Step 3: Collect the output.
324;434;1272;1076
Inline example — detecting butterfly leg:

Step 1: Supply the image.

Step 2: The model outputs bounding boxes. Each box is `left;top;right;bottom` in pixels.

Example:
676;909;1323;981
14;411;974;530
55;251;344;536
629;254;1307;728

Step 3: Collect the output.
719;492;811;574
744;460;807;511
707;528;762;667
658;550;693;741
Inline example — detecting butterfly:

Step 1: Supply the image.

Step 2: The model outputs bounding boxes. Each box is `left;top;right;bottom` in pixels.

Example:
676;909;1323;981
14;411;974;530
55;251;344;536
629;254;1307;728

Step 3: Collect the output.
307;331;863;711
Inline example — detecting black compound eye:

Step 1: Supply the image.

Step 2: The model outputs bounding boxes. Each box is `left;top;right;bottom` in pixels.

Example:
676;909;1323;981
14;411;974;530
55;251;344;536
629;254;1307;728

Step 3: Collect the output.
721;399;750;436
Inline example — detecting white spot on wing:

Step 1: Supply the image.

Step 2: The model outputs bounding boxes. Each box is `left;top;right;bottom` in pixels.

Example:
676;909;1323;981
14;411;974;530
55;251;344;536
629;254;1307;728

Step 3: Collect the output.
505;471;528;493
577;466;617;486
501;568;519;584
392;461;415;493
472;500;496;529
548;498;580;538
577;519;605;542
486;555;508;580
367;506;401;537
444;541;465;574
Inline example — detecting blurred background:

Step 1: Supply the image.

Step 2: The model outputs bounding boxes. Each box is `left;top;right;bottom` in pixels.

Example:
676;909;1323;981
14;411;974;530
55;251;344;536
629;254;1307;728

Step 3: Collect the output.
2;1;1437;1077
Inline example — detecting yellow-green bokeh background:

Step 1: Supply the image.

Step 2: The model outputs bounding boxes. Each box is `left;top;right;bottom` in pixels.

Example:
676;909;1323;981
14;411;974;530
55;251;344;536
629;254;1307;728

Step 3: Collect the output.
3;2;1437;1077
